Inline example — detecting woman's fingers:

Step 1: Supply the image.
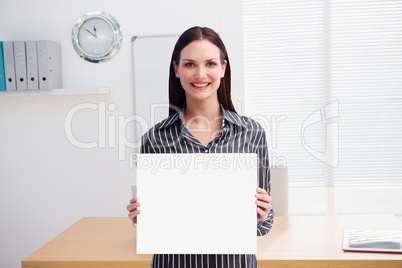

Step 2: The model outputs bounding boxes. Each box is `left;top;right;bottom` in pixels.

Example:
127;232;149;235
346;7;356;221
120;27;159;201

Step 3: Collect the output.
126;197;141;227
128;210;141;220
255;187;272;221
127;201;140;212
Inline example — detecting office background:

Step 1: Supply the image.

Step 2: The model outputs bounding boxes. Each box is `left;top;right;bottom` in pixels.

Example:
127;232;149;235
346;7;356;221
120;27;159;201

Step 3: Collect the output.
1;0;402;268
0;0;244;267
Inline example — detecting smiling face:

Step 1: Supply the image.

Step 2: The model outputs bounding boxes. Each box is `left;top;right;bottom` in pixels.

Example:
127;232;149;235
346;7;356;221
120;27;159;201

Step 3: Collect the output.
173;40;227;104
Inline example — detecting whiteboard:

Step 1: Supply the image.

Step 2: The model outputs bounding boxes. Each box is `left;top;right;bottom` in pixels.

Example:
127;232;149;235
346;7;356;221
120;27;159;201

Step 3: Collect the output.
131;35;180;145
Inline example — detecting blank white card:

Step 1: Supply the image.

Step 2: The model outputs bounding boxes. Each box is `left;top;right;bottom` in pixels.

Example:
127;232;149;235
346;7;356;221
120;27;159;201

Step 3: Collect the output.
136;153;258;254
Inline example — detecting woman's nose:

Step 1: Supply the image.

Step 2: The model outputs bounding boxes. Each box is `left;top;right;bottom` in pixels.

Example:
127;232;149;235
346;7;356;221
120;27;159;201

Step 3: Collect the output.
194;66;207;79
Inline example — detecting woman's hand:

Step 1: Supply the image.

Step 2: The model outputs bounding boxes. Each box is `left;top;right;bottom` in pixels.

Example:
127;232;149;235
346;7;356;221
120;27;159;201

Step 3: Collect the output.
255;187;272;222
127;197;141;227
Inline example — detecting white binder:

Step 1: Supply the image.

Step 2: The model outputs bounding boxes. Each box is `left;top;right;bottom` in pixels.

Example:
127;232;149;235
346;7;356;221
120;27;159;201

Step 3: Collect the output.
37;40;62;89
14;41;28;90
26;41;39;90
3;41;16;91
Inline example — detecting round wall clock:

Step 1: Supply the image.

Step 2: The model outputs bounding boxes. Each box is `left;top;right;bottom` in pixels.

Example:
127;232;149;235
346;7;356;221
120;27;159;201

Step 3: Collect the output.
72;10;122;63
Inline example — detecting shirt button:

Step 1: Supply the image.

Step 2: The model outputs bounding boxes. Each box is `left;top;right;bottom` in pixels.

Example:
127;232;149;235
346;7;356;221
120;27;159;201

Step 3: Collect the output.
204;149;209;153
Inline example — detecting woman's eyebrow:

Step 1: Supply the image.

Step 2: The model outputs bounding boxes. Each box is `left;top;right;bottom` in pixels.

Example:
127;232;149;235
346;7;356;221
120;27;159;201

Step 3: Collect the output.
182;58;219;62
182;59;196;62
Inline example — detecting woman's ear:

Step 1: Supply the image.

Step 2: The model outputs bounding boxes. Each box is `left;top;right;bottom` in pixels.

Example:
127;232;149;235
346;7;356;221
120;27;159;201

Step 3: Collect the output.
221;60;227;78
173;61;180;78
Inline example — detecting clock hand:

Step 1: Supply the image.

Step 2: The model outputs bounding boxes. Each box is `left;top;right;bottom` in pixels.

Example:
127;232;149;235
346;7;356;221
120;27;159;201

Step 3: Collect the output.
93;26;97;38
84;28;96;37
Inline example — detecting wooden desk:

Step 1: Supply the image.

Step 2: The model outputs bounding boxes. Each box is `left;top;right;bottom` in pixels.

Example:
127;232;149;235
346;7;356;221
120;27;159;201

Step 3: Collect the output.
22;214;402;268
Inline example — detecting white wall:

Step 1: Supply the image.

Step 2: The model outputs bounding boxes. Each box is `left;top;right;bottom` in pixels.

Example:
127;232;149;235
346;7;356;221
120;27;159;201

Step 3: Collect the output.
0;1;244;267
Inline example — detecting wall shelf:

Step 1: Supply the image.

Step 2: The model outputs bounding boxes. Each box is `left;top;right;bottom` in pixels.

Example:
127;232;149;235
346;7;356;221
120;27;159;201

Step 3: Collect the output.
0;87;110;97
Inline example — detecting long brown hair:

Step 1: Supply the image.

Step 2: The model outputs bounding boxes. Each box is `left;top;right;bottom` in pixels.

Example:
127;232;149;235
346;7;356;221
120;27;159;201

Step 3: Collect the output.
168;26;236;116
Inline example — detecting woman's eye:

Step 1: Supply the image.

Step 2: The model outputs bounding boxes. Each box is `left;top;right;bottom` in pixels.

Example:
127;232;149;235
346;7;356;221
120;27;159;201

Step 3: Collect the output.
184;62;194;67
207;62;217;67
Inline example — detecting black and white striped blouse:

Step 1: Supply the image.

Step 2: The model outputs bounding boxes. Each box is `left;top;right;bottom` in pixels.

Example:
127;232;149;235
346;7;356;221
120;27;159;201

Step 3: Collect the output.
141;105;274;268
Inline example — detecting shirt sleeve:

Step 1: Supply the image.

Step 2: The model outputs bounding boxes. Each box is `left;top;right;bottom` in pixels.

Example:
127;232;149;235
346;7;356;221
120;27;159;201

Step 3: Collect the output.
140;134;148;153
140;130;155;154
256;126;274;236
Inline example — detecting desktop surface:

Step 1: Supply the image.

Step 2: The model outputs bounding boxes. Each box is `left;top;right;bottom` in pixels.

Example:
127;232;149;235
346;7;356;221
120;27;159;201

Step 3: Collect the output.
22;214;402;268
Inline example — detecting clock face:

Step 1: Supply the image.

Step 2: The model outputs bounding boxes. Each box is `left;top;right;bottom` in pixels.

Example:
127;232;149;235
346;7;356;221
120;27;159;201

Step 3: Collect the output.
78;18;115;56
72;11;122;63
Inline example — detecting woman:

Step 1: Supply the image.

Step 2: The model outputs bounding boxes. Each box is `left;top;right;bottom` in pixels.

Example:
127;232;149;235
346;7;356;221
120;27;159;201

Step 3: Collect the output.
127;26;274;268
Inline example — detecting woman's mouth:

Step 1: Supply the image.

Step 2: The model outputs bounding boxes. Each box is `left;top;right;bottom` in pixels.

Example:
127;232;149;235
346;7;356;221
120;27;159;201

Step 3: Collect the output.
191;82;210;89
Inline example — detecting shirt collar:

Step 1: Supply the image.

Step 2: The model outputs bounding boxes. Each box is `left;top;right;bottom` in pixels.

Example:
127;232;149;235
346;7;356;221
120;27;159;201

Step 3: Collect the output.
220;106;249;129
154;103;248;130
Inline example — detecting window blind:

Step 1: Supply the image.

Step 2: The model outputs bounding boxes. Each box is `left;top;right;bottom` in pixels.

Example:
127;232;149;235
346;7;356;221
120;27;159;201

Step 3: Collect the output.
243;0;402;187
330;0;402;186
